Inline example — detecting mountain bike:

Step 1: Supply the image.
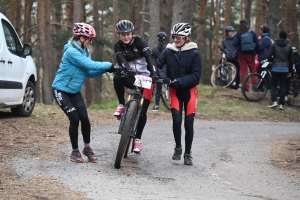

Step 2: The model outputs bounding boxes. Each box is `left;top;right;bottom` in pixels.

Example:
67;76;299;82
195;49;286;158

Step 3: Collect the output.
114;68;166;169
211;46;237;88
241;61;272;102
242;61;300;106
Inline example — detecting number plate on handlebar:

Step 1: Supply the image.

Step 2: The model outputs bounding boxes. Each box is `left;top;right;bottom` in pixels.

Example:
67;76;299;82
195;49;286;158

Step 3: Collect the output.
133;75;152;89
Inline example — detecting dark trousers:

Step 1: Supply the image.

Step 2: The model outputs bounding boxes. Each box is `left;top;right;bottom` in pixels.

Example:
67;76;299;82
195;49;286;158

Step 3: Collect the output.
270;72;288;105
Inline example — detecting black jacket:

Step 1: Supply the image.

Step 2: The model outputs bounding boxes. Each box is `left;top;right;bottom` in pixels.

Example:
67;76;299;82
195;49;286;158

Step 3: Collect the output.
114;36;158;77
156;42;202;89
267;38;293;73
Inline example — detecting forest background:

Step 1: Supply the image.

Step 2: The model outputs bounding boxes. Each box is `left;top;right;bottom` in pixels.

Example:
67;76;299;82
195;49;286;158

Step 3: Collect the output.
1;0;299;106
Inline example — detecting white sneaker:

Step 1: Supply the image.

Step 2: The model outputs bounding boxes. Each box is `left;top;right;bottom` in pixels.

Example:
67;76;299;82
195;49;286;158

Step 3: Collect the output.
284;96;288;101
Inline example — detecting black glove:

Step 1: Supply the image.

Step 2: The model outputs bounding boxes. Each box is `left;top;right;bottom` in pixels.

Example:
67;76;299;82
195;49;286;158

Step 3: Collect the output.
127;69;136;77
169;79;179;89
151;76;159;82
163;78;171;84
106;63;115;73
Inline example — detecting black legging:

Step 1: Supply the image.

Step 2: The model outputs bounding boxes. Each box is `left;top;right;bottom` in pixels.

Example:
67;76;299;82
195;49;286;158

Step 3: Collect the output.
170;88;196;154
52;89;90;149
113;75;152;139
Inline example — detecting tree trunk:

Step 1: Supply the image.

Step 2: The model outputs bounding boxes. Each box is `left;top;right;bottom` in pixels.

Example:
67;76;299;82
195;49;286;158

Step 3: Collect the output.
38;0;54;104
213;0;221;66
172;0;182;25
244;0;252;24
159;0;172;42
198;0;207;84
181;0;195;25
266;0;280;41
23;0;33;44
113;0;119;44
93;0;103;104
224;0;230;26
73;0;82;22
14;0;21;35
140;0;149;40
9;0;14;26
255;0;268;34
148;0;159;48
285;0;299;49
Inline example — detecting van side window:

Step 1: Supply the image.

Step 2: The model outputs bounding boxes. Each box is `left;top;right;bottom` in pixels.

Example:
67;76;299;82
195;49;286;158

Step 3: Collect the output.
1;19;22;55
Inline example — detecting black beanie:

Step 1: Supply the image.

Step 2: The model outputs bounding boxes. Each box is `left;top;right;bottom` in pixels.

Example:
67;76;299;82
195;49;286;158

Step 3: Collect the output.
279;31;287;39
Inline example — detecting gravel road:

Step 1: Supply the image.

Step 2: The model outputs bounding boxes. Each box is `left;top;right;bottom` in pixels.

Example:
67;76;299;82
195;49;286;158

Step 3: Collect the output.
12;121;299;200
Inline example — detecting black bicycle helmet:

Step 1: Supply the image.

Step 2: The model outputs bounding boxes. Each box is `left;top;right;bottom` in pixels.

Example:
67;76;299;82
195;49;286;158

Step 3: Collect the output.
225;26;234;32
171;23;191;36
157;32;167;41
115;20;134;33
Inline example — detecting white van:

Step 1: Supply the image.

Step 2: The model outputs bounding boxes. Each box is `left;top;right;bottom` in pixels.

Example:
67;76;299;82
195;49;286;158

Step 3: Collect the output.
0;12;37;117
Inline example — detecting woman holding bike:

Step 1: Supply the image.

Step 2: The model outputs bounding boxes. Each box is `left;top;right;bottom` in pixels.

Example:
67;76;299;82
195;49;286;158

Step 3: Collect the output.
156;23;202;165
113;20;158;153
222;26;239;89
52;23;114;163
151;31;168;111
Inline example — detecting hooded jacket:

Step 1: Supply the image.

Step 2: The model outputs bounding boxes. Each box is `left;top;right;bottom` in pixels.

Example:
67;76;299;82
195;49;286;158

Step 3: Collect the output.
266;38;293;73
156;42;202;89
258;33;272;62
52;40;111;94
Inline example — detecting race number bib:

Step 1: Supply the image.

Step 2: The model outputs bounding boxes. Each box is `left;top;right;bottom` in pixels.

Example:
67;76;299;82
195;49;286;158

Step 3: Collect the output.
133;75;152;89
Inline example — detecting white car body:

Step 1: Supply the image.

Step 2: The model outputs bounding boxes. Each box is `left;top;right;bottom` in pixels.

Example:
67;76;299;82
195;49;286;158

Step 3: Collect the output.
0;12;37;117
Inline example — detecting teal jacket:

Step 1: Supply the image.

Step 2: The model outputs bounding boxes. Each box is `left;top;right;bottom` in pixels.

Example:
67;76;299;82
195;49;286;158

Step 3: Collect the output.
52;40;111;94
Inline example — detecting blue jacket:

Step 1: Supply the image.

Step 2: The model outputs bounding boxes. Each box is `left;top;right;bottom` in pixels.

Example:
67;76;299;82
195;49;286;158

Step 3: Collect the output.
52;40;111;94
258;33;272;62
233;30;259;56
156;42;202;89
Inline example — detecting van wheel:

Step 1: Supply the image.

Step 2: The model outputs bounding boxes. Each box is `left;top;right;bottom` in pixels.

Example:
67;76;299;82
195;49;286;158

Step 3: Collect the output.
11;81;36;117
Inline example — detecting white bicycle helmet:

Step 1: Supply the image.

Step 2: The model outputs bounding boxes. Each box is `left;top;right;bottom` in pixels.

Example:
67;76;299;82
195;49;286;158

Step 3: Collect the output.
171;23;191;36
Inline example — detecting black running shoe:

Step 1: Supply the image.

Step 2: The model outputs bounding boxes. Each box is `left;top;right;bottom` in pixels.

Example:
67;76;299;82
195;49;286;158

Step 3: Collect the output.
184;153;193;165
172;147;182;160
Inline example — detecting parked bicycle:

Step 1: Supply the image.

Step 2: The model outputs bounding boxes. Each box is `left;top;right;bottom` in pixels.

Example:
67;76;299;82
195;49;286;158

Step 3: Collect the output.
153;81;170;111
113;67;168;169
241;61;300;107
211;46;237;88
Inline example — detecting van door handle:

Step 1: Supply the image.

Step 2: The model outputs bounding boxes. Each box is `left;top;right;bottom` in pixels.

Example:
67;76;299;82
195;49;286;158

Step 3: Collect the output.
8;60;12;64
0;59;5;63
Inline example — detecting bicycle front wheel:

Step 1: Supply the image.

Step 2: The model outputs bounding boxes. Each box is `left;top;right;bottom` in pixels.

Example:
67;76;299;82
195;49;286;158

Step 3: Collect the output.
160;84;170;111
114;101;139;169
241;73;268;102
211;62;237;88
286;79;300;107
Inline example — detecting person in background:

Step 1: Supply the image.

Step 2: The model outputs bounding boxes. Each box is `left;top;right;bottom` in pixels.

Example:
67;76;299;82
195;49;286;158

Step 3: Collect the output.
151;31;168;111
113;20;158;153
221;26;239;89
266;30;293;110
257;24;272;90
233;19;259;91
52;22;114;163
285;46;300;100
156;23;202;165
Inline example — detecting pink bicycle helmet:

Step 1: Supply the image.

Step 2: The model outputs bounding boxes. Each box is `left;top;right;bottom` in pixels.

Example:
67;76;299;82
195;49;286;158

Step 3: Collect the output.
73;22;96;38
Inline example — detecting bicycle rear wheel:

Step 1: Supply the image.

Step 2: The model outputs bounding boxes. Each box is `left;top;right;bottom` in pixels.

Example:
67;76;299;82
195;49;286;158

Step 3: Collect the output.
211;62;237;88
114;101;139;169
241;73;268;102
160;84;170;111
286;79;300;107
